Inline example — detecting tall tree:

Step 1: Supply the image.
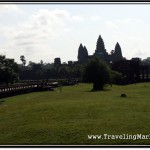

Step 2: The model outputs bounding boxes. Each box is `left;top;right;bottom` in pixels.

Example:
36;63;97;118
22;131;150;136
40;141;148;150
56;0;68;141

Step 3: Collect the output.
83;57;110;91
20;55;26;66
40;60;43;65
0;55;18;85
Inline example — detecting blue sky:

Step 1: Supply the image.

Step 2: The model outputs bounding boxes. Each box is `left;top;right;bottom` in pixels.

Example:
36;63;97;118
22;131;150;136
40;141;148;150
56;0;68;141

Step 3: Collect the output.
0;3;150;64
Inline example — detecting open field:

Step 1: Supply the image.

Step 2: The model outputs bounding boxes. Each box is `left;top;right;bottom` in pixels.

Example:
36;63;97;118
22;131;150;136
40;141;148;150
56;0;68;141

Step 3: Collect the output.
0;82;150;145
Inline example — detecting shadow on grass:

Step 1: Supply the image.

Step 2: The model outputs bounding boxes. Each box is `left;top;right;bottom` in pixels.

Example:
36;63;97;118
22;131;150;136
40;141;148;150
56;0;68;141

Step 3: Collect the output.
84;88;111;92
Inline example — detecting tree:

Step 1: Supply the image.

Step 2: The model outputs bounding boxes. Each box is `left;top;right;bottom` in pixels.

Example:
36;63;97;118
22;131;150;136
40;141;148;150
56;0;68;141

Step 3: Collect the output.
32;63;42;71
28;61;35;68
20;55;26;66
0;55;18;85
73;64;85;79
35;69;44;80
58;66;70;79
110;70;122;85
83;57;110;91
40;60;43;65
142;57;150;65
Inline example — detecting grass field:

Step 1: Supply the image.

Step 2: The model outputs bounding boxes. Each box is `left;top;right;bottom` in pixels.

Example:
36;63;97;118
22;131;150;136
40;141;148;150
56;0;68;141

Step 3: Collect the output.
0;82;150;145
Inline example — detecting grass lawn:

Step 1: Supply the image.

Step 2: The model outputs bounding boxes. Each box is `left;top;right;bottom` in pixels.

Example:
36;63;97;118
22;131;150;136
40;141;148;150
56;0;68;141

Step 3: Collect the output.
0;82;150;145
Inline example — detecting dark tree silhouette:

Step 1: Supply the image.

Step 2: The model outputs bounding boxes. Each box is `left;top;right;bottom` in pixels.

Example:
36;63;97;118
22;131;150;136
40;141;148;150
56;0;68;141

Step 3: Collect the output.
20;55;26;66
58;66;70;79
73;64;85;79
40;60;43;65
142;57;150;65
83;57;110;91
0;55;18;85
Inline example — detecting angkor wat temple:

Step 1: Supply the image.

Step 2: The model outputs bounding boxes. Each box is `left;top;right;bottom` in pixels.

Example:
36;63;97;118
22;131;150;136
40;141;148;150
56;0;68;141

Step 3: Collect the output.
77;35;123;64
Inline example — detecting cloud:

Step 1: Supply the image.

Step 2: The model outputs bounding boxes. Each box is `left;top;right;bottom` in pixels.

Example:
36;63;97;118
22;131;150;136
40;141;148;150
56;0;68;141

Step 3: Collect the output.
105;18;143;30
131;49;149;59
116;18;142;24
0;4;24;15
116;18;132;24
129;36;141;41
0;26;17;38
90;16;101;21
71;15;84;22
0;8;84;63
106;21;118;29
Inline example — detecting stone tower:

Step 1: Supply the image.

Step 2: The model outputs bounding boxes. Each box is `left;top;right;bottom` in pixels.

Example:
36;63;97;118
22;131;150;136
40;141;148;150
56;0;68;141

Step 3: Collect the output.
94;35;108;61
77;43;88;63
113;42;123;62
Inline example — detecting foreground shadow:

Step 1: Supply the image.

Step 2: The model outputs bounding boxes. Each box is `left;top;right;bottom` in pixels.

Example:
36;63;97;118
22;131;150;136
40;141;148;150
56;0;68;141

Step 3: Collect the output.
84;88;111;92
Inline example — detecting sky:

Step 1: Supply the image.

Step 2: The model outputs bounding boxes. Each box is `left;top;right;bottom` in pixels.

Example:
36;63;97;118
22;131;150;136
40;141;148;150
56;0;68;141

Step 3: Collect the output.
0;3;150;64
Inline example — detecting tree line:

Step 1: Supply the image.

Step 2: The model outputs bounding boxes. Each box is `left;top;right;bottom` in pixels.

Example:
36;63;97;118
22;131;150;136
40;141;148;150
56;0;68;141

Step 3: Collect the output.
0;54;149;91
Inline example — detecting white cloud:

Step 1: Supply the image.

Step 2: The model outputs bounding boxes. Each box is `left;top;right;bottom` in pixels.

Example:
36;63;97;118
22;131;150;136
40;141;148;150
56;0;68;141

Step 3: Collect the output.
90;16;101;21
0;8;85;63
129;36;141;41
106;21;118;29
71;15;84;22
0;26;16;38
116;18;142;24
105;18;143;30
0;4;24;15
116;18;132;24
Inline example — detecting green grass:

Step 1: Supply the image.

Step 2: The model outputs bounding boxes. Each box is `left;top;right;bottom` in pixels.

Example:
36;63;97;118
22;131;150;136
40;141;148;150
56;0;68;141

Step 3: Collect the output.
0;82;150;145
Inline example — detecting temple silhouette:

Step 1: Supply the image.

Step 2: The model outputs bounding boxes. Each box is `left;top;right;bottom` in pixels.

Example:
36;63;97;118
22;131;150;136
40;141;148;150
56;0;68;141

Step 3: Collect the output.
77;35;123;64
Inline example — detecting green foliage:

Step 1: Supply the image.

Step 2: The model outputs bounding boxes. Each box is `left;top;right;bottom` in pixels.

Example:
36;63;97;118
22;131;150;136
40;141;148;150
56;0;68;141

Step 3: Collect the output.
83;57;110;91
73;64;85;79
110;70;122;84
58;66;71;79
0;55;19;85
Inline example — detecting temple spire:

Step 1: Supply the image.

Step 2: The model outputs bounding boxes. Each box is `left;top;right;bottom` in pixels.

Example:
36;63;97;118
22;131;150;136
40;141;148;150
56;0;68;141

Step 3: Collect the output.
114;42;123;61
77;43;88;63
95;35;105;53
